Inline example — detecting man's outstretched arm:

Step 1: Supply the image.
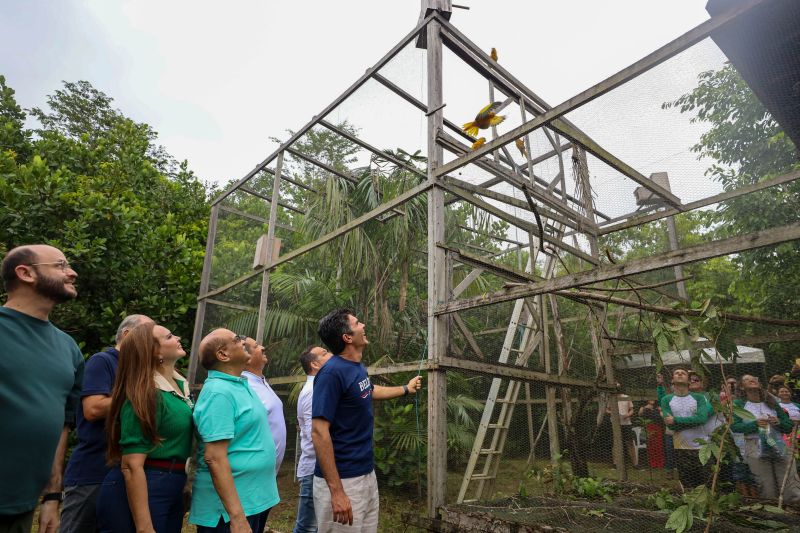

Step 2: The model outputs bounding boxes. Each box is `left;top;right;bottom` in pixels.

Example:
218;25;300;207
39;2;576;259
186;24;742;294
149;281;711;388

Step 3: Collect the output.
372;375;422;400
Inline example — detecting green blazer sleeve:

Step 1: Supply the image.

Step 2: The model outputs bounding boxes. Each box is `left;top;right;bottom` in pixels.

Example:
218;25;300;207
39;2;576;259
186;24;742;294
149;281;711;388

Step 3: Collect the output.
657;385;666;402
731;399;758;435
670;392;712;428
775;403;794;434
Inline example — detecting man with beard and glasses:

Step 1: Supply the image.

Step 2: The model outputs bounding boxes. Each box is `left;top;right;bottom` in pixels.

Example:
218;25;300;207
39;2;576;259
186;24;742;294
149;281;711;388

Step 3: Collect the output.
0;245;84;533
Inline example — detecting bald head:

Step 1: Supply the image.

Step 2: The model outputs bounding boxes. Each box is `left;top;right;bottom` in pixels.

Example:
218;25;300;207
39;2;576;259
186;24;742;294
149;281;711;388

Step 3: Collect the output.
199;328;230;371
199;328;250;372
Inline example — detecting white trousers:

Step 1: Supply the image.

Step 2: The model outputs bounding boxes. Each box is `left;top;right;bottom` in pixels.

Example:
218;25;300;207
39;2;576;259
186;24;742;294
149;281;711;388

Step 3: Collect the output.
313;471;379;533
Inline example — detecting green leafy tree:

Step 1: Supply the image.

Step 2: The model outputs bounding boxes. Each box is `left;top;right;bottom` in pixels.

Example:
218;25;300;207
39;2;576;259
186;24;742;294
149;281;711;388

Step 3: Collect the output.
0;77;211;355
665;63;800;371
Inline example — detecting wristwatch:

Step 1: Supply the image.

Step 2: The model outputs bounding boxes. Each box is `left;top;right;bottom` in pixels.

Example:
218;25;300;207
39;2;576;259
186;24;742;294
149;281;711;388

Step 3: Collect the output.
41;492;63;504
403;384;409;396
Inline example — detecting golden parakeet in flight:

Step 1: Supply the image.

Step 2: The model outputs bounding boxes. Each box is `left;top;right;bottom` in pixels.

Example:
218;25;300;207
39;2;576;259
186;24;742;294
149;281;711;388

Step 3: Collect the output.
515;138;528;158
462;102;506;138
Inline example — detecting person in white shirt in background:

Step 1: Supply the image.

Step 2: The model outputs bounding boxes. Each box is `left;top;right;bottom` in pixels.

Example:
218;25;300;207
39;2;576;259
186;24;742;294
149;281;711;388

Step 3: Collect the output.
294;346;332;533
243;337;288;474
616;394;638;468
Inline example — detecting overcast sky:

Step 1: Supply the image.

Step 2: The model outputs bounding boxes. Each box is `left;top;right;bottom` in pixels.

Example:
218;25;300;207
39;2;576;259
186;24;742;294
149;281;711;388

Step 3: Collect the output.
1;0;715;209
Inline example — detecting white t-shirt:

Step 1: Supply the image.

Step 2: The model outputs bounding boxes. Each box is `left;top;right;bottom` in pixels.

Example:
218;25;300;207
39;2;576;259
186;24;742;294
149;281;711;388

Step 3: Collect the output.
742;401;777;440
617;397;633;426
780;401;800;421
296;375;316;478
669;394;709;450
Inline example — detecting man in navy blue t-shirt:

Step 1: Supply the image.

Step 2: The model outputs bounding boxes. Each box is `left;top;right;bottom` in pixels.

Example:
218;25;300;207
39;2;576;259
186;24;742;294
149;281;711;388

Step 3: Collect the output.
60;314;151;533
312;309;422;532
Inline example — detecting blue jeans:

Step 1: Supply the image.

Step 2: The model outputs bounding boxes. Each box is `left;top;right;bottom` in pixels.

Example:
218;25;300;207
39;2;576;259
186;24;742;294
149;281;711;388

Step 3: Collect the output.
664;433;676;472
293;474;317;532
96;466;186;533
196;509;270;533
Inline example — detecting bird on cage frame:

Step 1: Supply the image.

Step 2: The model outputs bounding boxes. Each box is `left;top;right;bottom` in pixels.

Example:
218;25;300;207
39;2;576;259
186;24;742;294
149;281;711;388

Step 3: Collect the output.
462;102;506;138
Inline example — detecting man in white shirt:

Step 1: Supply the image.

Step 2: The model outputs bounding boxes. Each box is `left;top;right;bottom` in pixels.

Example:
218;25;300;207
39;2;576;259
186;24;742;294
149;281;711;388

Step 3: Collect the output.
294;346;332;533
616;394;638;468
243;337;288;474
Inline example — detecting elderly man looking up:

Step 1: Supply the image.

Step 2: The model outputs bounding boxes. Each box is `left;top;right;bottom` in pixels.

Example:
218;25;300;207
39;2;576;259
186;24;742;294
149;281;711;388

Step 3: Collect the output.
242;337;287;475
61;314;152;533
189;329;280;533
0;244;84;533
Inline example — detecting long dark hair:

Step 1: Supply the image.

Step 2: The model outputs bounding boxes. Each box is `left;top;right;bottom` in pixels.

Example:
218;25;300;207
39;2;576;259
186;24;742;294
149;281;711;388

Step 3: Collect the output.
738;374;779;411
106;322;162;463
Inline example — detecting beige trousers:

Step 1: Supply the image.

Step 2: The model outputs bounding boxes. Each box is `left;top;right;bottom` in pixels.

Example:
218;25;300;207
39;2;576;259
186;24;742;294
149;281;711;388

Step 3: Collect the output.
313;471;379;533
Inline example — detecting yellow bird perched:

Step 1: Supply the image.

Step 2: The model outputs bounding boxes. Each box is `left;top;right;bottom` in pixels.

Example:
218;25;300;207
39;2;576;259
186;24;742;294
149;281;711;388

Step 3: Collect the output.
462;102;505;137
471;137;486;150
490;47;498;62
515;138;528;159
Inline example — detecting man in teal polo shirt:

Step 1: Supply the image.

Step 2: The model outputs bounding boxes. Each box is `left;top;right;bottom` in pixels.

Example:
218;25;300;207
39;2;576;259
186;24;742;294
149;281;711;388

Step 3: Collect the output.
190;328;280;533
0;245;84;533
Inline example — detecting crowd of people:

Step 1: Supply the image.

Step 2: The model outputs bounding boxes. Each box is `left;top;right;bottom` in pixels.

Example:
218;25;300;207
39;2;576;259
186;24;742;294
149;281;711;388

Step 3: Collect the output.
0;244;421;533
617;366;800;502
6;242;800;533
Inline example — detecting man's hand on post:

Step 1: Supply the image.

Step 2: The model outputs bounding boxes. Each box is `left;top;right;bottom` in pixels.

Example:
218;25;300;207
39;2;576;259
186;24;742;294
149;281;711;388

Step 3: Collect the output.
331;487;353;525
407;376;422;395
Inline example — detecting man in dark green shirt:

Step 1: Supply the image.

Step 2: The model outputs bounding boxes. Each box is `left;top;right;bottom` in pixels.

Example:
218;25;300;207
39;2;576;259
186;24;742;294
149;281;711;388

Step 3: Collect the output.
0;245;84;533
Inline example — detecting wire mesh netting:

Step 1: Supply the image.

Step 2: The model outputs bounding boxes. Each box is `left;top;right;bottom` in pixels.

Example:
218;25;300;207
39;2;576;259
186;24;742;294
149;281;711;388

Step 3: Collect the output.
190;3;800;531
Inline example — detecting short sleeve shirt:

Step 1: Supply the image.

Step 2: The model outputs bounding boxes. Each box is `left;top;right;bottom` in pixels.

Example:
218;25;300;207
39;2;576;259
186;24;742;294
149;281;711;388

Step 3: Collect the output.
243;371;287;472
118;382;193;461
189;370;280;527
65;348;119;485
312;355;374;479
0;307;84;514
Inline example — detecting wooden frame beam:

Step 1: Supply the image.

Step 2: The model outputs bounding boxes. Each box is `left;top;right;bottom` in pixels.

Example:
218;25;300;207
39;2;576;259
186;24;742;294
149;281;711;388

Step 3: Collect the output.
439;356;619;391
599;168;800;235
371;72;602;219
437;132;598;233
441;187;599;265
436;221;800;314
212;14;433;206
442;175;586;234
432;1;770;204
199;181;433;302
319;119;426;179
239;185;305;215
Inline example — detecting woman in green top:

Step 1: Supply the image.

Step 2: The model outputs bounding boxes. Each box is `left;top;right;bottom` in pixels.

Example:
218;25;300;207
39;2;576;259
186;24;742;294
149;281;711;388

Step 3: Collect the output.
96;322;194;533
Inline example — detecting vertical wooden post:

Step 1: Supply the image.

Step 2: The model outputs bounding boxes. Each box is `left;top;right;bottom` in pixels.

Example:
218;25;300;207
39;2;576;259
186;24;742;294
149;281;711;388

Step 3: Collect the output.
574;146;626;479
255;151;285;345
189;204;220;388
541;296;561;461
666;215;688;300
425;17;449;519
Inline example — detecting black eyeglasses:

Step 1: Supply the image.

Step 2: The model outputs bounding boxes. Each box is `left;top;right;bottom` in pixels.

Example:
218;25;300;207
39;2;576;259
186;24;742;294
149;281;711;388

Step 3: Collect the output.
28;259;73;272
